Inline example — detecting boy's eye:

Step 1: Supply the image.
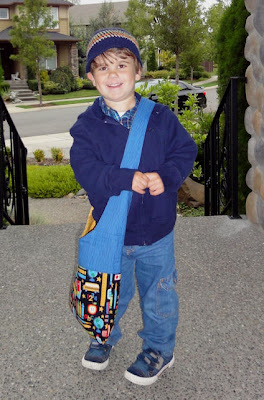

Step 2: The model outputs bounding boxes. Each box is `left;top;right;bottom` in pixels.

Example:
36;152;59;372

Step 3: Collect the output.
98;66;107;71
118;64;126;69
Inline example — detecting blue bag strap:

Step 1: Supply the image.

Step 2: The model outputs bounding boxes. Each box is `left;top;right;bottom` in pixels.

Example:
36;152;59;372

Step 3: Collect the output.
96;97;155;234
78;97;155;272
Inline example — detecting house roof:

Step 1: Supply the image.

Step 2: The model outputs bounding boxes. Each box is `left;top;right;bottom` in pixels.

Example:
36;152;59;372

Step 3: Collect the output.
0;26;79;42
0;0;72;6
69;2;129;26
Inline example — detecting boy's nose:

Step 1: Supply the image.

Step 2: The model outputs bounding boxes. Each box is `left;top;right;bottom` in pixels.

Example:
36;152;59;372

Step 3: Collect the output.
108;68;118;77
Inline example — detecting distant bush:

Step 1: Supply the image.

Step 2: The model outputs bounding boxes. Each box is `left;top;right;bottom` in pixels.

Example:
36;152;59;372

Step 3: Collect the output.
50;68;72;93
42;81;66;95
27;79;39;92
75;76;84;90
0;81;10;92
50;66;77;93
40;70;49;84
51;147;64;163
27;165;81;198
33;149;45;162
82;79;96;90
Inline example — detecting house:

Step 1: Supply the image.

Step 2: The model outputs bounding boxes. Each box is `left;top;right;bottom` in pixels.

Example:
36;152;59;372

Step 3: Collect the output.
0;0;80;80
69;2;129;35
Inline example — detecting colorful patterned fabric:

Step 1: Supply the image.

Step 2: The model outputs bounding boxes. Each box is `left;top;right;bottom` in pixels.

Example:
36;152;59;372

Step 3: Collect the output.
99;96;139;129
70;267;121;344
85;28;142;72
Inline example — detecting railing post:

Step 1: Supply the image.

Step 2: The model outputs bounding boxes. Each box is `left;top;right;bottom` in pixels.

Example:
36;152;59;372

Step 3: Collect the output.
0;95;29;228
204;77;244;218
0;100;4;229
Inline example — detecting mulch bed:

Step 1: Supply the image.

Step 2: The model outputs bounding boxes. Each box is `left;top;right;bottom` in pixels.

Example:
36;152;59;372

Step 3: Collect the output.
27;158;70;166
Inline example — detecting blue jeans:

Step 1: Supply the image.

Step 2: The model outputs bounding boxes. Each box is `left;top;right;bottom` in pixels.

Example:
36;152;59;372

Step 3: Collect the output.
106;230;178;357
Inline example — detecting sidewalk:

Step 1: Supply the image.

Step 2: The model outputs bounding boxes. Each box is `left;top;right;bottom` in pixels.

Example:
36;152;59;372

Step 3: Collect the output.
0;211;263;399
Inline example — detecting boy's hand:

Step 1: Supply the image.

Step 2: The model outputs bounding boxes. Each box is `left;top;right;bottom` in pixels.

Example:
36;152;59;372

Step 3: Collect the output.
145;172;164;196
132;171;149;194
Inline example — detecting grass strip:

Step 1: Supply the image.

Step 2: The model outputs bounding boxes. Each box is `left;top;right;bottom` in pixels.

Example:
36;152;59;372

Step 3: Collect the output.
27;164;81;198
17;98;95;109
41;89;99;100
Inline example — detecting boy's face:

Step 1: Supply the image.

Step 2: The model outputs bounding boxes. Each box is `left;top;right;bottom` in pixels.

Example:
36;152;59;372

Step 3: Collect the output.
87;51;141;112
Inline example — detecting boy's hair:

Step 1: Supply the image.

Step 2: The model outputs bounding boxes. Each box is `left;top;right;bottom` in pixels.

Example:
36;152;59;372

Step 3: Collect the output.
86;28;142;73
90;48;142;74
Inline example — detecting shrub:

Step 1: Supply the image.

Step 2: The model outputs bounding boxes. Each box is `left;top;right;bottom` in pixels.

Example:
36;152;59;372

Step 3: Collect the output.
50;69;71;93
75;76;84;90
42;81;66;95
82;79;96;90
27;165;81;198
27;79;39;92
51;147;64;163
33;149;45;162
0;81;10;92
40;69;49;84
50;66;77;92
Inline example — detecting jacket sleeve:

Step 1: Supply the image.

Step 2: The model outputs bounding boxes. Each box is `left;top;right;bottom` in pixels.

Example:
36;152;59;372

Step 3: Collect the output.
157;109;198;192
70;117;136;201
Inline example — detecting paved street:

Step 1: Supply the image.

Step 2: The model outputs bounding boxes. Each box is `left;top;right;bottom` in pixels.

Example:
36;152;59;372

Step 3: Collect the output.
5;86;218;158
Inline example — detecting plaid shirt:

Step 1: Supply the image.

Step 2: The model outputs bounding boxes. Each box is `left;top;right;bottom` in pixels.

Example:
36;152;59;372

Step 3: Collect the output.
99;96;139;130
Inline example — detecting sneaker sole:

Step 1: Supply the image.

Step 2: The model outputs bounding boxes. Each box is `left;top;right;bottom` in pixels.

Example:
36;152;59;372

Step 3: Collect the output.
124;355;175;386
82;356;109;371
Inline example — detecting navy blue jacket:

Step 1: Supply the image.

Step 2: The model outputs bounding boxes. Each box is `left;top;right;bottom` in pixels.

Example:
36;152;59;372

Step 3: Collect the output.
70;94;197;246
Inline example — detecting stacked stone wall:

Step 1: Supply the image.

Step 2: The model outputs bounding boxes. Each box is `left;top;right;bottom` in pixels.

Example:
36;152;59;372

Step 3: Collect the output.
244;0;264;229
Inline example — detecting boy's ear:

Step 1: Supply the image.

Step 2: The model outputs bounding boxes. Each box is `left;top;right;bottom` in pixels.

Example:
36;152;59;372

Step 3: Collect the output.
87;72;96;86
135;68;142;82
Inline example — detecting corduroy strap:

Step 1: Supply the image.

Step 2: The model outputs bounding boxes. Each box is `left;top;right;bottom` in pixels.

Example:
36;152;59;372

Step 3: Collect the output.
78;97;155;273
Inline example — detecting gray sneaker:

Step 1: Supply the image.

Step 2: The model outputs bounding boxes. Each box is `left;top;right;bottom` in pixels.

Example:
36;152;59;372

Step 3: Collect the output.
82;341;112;370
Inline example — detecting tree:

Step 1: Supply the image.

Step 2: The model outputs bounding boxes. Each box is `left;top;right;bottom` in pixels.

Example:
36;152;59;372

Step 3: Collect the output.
152;0;205;84
203;2;227;62
181;42;205;84
217;0;250;212
124;0;153;62
71;1;121;77
10;0;56;106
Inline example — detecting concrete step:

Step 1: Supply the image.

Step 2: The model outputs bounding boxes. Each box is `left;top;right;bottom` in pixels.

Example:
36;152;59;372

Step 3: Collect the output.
15;90;35;96
17;96;36;101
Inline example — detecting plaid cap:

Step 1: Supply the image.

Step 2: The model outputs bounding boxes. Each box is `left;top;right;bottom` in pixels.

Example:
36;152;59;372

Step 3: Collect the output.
86;28;142;73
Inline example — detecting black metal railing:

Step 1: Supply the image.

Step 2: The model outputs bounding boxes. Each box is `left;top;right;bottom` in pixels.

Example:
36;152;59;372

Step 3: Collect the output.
204;77;245;218
0;95;29;229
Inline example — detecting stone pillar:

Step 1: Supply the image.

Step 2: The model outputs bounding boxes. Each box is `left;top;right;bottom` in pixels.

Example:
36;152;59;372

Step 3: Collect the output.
244;0;264;230
70;43;79;78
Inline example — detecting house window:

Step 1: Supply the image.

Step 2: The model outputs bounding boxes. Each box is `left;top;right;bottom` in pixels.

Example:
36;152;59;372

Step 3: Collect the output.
40;48;57;70
0;8;9;19
50;7;59;29
39;7;59;29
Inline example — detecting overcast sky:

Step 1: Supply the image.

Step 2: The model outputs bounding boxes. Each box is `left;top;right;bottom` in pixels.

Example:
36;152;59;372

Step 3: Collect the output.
78;0;219;9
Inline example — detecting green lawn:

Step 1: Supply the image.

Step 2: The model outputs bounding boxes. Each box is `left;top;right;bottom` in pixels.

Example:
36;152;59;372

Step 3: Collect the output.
17;98;95;109
40;89;99;101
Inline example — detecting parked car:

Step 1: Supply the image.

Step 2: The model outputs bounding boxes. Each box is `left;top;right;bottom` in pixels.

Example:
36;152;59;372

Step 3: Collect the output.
135;79;207;111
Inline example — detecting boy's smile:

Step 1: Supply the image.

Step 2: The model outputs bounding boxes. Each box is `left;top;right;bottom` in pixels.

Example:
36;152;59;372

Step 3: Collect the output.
87;53;141;113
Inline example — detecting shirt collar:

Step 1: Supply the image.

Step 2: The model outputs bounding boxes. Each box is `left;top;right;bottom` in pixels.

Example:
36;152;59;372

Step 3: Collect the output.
99;95;139;129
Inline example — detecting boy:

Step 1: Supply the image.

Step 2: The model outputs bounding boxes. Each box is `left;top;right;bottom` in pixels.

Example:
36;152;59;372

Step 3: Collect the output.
70;28;197;386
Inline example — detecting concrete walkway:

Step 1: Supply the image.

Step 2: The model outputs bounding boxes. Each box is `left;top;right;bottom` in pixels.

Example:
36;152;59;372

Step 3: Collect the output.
0;208;263;399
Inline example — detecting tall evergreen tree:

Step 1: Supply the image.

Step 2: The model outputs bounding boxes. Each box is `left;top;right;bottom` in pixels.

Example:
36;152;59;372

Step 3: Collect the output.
217;0;250;212
10;0;56;106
